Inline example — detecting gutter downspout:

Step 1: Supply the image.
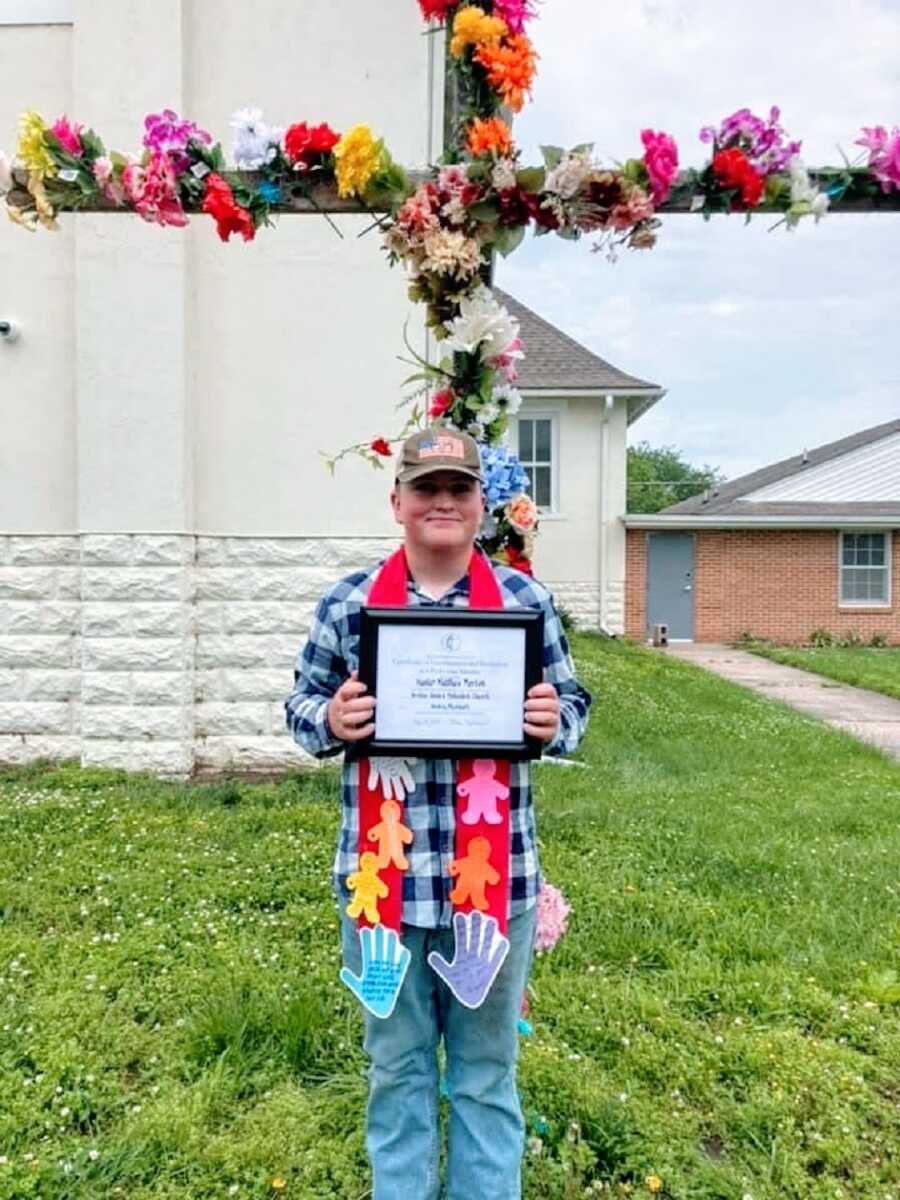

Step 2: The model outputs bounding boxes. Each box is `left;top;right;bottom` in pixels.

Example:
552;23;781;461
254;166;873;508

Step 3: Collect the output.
598;394;616;637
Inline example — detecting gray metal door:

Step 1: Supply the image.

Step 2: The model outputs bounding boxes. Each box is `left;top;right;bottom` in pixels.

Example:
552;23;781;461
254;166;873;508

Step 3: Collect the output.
647;533;694;640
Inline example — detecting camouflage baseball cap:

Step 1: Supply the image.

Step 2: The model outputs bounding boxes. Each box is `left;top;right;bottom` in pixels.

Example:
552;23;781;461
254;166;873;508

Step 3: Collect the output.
395;428;483;484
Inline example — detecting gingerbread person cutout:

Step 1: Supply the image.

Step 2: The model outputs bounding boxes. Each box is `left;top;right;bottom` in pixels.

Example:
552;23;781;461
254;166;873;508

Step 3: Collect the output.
367;799;414;870
448;836;500;911
345;851;389;923
458;759;509;826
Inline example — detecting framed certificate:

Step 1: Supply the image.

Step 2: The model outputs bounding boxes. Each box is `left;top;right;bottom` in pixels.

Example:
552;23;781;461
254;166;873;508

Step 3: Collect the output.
352;607;545;760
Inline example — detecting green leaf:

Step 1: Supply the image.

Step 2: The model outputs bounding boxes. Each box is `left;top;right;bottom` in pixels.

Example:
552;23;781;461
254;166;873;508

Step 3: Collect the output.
515;167;545;194
540;144;564;171
494;224;526;257
467;200;501;223
570;142;594;157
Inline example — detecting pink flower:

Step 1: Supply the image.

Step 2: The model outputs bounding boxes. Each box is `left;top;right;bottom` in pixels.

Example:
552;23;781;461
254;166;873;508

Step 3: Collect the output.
640;128;678;204
493;0;538;34
534;882;571;953
123;151;188;228
496;336;523;383
610;186;655;230
93;156;125;205
856;125;900;193
51;115;83;157
429;388;455;419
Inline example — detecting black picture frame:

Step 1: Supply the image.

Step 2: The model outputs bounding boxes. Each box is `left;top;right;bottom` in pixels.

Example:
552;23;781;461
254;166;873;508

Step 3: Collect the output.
351;607;545;761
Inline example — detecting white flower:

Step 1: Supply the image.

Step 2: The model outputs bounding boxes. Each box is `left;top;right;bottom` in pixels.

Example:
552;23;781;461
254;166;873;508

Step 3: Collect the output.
786;157;829;227
491;158;517;191
545;150;593;199
443;285;520;361
467;421;484;438
492;381;522;415
479;401;500;425
0;151;13;195
230;107;282;170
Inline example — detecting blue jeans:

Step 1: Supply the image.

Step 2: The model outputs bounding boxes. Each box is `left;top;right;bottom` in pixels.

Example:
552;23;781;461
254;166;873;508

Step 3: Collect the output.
340;906;537;1200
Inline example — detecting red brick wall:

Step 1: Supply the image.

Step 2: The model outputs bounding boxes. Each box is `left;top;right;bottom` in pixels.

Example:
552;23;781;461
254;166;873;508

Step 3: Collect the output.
625;528;900;644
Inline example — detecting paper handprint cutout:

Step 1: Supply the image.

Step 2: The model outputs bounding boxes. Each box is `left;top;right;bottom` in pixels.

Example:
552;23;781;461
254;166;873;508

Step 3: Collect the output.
428;911;510;1010
341;924;412;1019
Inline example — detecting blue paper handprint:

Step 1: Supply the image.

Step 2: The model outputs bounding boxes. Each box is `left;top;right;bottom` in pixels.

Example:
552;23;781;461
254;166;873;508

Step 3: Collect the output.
427;910;510;1009
340;924;411;1019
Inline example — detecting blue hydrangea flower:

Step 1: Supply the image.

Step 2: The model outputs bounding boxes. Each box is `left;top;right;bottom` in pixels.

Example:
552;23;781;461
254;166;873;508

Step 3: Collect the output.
479;444;530;509
257;181;282;205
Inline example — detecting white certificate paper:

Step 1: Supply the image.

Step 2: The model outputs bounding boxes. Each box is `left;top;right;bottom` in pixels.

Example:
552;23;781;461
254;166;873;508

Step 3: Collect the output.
375;623;526;745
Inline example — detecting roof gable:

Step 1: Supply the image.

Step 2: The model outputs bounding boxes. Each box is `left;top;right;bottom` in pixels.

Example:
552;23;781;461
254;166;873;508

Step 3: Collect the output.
495;289;661;395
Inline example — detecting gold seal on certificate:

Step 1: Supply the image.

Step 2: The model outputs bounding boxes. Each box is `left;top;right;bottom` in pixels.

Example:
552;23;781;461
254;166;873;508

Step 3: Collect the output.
353;608;545;760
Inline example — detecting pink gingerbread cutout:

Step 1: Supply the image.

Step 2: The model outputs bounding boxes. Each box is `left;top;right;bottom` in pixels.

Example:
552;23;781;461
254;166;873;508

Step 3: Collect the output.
458;759;509;826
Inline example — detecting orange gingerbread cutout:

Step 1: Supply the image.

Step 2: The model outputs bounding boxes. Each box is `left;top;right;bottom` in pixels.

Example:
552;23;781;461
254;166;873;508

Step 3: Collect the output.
458;758;509;826
346;851;389;923
367;798;414;870
448;836;500;911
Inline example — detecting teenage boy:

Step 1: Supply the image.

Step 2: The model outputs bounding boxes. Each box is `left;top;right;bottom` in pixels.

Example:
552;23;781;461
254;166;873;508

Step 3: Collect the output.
285;428;591;1200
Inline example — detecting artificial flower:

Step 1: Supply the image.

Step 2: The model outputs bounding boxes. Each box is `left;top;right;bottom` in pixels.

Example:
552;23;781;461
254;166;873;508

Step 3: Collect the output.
417;0;457;20
17;111;56;179
123;151;188;228
230;107;282;170
394;183;440;235
506;493;537;534
500;544;532;574
785;158;829;226
421;228;483;278
493;380;522;413
450;5;507;58
497;185;534;226
429;388;455;419
479;443;529;507
333;124;383;198
284;121;340;170
610;185;655;230
701;106;800;176
640;128;678;204
712;148;765;207
92;156;125;205
474;33;538;113
443;285;520;360
534;882;571;952
50;115;83;157
143;109;212;175
466;116;514;159
370;437;392;456
27;173;57;230
573;173;624;230
201;172;255;241
545;149;593;199
0;151;13;195
493;0;538;35
491;157;518;191
856;126;900;193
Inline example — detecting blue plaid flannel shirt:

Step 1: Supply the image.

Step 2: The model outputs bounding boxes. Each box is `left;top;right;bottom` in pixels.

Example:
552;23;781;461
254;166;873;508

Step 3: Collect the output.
284;560;592;928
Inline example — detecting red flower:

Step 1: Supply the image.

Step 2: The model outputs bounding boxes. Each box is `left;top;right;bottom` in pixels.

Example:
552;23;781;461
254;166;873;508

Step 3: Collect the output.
284;121;340;170
428;388;455;419
712;148;765;208
418;0;456;22
503;545;533;575
497;186;534;227
370;438;393;457
202;173;255;242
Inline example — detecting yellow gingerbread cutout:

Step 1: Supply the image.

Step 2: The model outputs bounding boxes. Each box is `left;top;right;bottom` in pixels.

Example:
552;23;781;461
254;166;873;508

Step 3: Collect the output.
367;799;414;870
448;836;500;912
346;851;389;923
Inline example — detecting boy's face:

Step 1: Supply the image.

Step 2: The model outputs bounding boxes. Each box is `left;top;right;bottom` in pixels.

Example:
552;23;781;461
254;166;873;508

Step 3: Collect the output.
391;470;485;553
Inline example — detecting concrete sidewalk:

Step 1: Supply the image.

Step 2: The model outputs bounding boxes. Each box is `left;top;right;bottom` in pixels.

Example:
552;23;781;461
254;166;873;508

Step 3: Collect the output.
662;643;900;761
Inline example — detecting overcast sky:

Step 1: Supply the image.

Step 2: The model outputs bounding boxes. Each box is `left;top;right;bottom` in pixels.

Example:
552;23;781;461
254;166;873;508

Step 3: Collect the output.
495;0;900;481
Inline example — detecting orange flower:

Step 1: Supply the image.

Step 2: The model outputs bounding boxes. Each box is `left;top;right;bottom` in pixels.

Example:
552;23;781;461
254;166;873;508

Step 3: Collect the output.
466;116;514;158
474;33;538;113
451;5;507;57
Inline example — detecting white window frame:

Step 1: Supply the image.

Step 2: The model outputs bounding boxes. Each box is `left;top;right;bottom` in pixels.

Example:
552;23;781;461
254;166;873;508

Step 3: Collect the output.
0;1;72;24
838;529;892;608
513;408;561;517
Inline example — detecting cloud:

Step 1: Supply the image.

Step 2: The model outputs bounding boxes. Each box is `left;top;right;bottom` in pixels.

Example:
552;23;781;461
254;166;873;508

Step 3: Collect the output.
496;0;900;480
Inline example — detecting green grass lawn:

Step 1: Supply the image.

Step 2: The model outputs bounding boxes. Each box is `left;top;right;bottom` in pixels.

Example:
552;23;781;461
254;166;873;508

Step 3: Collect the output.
748;643;900;702
2;635;900;1199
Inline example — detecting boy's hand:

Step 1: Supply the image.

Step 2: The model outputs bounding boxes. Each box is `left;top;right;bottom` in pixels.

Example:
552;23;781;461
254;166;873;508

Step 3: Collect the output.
328;671;376;742
524;682;560;743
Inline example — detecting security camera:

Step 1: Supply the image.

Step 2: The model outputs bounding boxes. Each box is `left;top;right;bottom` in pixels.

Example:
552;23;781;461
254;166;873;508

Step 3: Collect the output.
0;320;21;342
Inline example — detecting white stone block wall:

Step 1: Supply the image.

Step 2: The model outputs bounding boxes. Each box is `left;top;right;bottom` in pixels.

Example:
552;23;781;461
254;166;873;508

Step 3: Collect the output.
0;535;606;777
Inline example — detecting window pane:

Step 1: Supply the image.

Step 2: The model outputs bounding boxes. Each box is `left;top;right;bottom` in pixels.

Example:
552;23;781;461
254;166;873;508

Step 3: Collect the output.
518;420;534;462
871;534;886;566
842;566;888;603
535;419;552;463
534;466;552;508
842;536;856;566
524;465;536;496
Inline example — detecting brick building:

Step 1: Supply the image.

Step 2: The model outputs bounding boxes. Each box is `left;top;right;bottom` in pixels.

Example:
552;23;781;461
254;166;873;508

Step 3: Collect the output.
624;419;900;645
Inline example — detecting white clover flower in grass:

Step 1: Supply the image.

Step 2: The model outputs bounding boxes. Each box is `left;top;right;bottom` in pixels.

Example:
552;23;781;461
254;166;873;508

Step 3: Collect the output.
443;285;520;361
230;107;283;170
545;150;593;199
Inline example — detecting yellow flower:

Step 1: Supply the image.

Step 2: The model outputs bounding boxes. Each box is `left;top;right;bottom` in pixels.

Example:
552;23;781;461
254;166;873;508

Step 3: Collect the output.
28;173;58;230
450;5;507;57
645;1175;663;1193
271;1179;287;1191
7;204;37;231
333;124;384;199
17;110;56;179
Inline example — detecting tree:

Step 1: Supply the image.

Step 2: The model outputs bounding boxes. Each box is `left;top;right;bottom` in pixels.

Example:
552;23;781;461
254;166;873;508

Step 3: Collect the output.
627;441;725;514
